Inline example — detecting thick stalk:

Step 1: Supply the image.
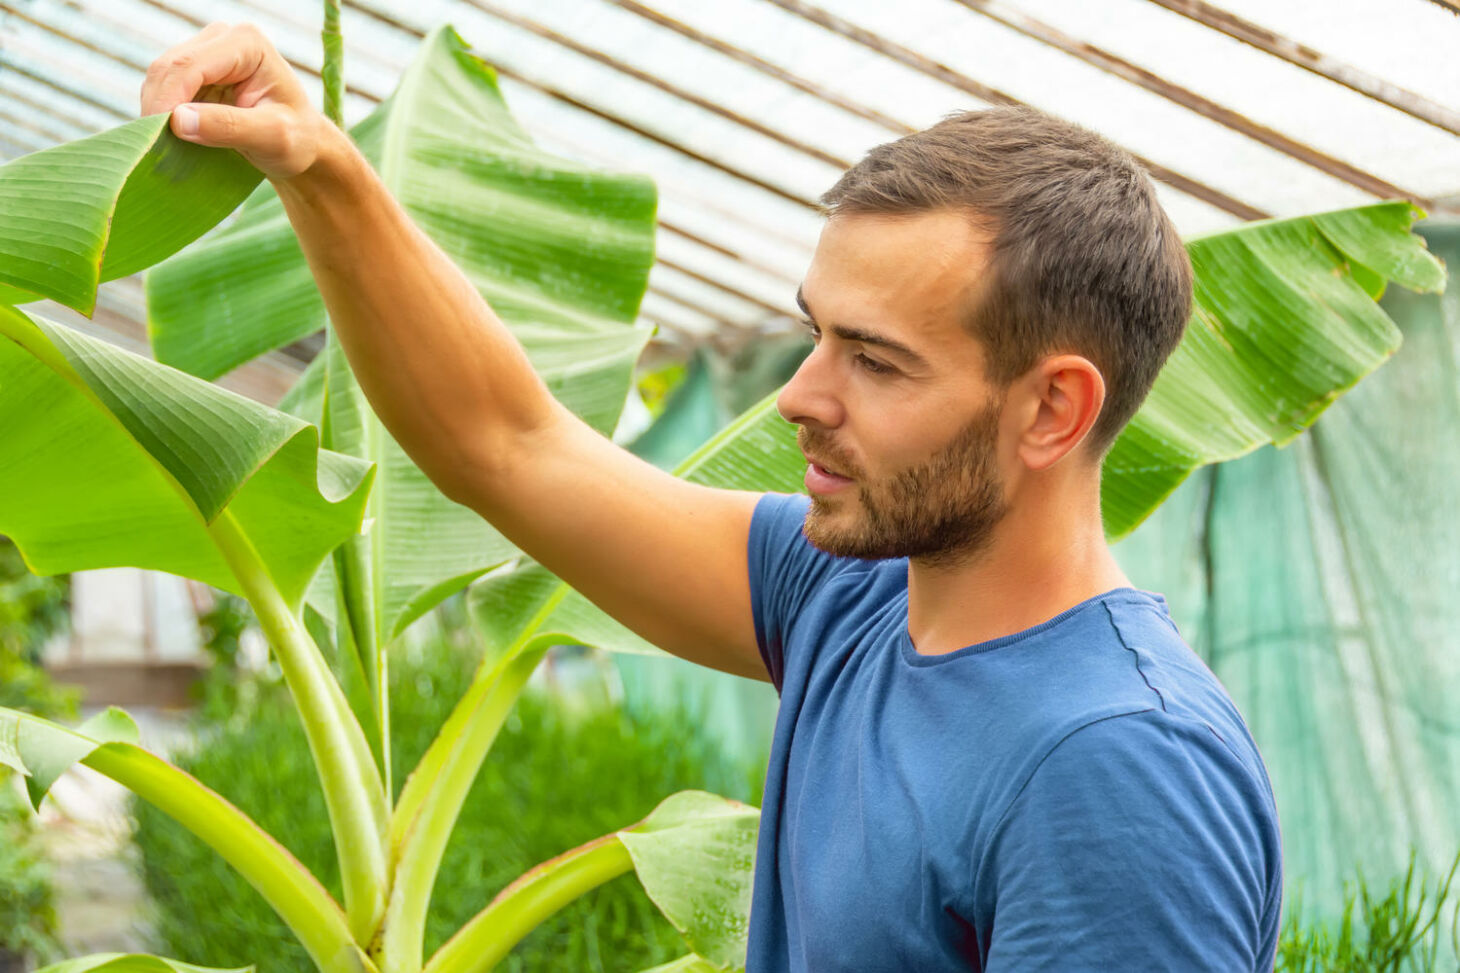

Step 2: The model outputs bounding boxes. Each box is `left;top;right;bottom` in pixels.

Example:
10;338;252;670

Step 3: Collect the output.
423;835;634;973
321;0;345;128
83;742;373;973
209;511;389;946
390;589;569;852
380;643;549;973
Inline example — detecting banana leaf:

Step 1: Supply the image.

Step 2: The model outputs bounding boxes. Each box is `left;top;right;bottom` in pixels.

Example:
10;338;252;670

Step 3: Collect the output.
36;956;252;973
0;306;372;609
0;302;391;934
0;114;260;314
617;791;758;971
1103;203;1444;537
425;790;757;973
146;23;654;434
147;25;657;717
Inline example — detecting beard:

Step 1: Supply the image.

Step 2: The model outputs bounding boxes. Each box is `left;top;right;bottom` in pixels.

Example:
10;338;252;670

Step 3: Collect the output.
799;398;1008;565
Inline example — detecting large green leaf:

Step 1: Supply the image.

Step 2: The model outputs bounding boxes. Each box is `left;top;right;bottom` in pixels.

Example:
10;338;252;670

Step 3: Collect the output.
0;308;390;932
0;307;372;608
37;955;250;973
0;114;261;314
618;791;759;971
147;23;654;429
149;32;656;403
420;791;756;973
149;22;656;667
637;958;722;973
1101;202;1445;538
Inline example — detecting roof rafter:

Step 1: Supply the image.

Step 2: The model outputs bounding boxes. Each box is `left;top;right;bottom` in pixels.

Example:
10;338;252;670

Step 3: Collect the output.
950;0;1429;207
8;0;797;336
1146;0;1460;137
756;0;1271;220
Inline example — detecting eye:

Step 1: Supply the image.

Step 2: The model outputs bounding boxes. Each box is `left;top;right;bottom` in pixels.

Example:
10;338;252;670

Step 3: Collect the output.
854;352;894;375
799;317;821;342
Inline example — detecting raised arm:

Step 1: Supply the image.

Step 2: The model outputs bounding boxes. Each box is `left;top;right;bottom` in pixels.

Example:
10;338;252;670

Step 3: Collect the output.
140;23;769;680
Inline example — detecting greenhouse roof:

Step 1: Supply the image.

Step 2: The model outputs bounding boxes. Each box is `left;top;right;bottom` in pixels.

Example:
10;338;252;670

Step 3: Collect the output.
3;0;1459;400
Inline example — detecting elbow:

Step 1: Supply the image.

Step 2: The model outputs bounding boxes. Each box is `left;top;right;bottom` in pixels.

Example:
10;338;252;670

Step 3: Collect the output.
428;400;568;512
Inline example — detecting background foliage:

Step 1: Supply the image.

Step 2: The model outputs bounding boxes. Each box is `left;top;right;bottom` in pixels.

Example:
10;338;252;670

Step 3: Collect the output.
0;780;61;961
0;536;70;667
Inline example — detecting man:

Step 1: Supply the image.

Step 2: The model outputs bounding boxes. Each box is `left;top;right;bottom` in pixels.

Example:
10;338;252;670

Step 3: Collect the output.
143;23;1281;971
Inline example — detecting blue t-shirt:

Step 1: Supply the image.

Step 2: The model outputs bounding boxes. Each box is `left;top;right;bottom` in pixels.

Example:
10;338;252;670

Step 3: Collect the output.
745;493;1282;972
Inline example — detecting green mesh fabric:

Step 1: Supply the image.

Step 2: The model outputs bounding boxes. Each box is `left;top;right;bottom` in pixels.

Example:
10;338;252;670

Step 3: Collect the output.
1115;220;1460;931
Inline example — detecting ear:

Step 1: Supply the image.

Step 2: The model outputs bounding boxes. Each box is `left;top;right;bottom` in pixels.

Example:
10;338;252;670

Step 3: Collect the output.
1013;354;1105;472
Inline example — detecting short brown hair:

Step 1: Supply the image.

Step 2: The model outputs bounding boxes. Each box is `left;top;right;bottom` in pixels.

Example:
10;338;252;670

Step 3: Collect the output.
820;107;1192;457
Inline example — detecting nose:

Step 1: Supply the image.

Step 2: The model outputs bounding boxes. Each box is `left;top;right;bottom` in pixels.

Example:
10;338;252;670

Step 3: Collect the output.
776;344;845;429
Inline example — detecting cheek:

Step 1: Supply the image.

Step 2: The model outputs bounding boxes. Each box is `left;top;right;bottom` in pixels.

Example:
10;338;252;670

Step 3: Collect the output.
857;415;945;476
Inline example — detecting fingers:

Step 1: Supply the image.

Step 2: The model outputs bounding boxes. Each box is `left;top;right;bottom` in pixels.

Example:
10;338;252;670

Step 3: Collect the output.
140;22;276;117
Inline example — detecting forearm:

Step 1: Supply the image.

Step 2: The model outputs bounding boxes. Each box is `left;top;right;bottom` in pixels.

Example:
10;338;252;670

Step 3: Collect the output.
272;121;556;498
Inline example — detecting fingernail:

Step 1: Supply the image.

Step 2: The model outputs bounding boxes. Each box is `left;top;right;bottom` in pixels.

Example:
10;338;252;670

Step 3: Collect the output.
174;104;199;137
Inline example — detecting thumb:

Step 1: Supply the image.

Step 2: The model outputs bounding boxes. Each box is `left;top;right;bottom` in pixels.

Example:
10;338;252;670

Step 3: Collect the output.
171;102;257;148
170;102;317;179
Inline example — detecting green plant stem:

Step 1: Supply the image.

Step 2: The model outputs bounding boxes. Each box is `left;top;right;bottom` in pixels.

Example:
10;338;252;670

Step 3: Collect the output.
330;493;392;800
380;643;549;973
82;741;372;973
389;586;572;854
209;511;389;946
423;834;634;973
318;328;393;805
321;0;344;128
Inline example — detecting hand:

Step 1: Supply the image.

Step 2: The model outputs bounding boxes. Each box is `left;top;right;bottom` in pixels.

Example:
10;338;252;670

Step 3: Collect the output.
140;22;329;181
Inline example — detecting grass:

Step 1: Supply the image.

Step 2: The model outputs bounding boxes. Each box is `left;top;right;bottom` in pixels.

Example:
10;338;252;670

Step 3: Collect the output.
1277;852;1460;973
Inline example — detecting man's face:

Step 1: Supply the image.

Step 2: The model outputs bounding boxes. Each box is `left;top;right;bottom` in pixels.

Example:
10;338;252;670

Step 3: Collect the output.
777;209;1012;564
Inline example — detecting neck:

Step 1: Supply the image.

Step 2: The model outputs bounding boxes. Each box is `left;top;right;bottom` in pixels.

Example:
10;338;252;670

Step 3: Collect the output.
905;471;1131;655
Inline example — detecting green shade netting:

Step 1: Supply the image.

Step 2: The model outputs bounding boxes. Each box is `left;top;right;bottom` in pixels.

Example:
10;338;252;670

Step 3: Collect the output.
1114;220;1460;935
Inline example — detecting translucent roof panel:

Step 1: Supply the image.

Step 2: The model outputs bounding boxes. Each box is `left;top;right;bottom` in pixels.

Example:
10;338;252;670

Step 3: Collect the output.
3;0;1458;363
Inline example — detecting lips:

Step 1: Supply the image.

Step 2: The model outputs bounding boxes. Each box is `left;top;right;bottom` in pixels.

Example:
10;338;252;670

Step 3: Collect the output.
806;456;844;478
803;453;855;496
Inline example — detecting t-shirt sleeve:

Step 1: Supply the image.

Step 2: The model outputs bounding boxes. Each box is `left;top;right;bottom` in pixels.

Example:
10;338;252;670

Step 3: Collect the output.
979;711;1282;972
746;492;842;692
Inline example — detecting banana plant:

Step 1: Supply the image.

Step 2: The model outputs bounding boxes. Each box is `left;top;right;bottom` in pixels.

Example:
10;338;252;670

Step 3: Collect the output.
0;17;1446;973
0;27;748;973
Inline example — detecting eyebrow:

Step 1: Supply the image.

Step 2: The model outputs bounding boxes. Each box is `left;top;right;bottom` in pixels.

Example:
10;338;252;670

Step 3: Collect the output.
796;285;930;371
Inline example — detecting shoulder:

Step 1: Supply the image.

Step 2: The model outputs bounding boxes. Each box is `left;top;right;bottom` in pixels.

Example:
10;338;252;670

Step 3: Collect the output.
1000;709;1277;837
1099;593;1272;782
974;709;1282;971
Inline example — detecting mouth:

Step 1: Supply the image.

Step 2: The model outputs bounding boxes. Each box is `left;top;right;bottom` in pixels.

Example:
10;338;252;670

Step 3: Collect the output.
803;453;855;495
